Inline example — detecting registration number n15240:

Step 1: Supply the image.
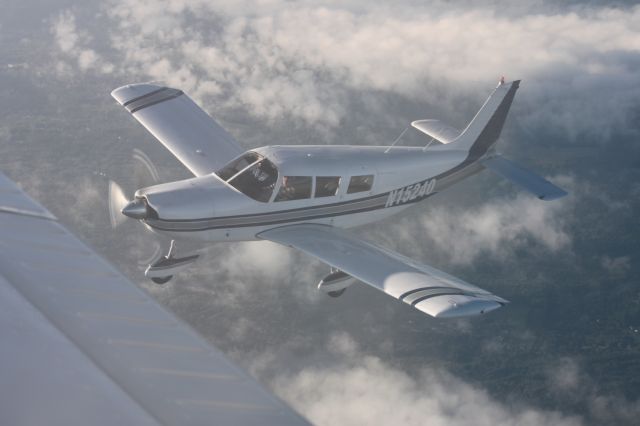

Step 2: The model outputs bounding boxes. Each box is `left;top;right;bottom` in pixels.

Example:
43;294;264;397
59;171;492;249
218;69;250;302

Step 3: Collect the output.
385;179;436;208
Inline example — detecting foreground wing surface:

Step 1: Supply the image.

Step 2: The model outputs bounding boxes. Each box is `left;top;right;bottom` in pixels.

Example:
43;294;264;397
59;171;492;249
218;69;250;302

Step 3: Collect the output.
0;171;308;426
112;83;244;176
259;224;507;318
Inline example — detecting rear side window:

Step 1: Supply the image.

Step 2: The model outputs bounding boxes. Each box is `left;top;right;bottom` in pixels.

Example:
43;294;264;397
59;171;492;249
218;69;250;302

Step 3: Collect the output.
315;176;340;198
275;176;312;201
347;175;374;194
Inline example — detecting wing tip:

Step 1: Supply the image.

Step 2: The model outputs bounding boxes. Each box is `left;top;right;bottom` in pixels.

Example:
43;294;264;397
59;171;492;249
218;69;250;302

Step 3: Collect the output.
416;295;506;318
111;81;168;105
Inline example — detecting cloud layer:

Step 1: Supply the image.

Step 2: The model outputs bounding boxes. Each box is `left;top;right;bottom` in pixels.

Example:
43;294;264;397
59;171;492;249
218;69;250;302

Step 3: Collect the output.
52;11;113;75
273;333;582;426
52;1;640;139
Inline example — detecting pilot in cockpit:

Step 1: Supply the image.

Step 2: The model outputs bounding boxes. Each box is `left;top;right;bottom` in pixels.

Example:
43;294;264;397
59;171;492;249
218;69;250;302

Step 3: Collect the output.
252;160;277;190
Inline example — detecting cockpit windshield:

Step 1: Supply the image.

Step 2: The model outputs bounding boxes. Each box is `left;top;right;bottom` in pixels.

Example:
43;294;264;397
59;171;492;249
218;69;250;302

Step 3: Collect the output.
217;152;261;181
217;152;278;202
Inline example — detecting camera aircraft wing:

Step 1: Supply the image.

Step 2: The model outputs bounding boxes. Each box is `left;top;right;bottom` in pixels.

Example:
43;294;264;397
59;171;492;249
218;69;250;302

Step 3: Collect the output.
0;171;308;426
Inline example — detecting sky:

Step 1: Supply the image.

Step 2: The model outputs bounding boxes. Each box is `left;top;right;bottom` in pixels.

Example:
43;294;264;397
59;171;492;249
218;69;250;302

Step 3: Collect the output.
1;0;640;425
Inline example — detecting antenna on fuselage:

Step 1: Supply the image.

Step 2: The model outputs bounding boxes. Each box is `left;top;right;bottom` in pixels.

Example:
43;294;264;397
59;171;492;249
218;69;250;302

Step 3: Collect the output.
384;127;409;154
422;138;436;152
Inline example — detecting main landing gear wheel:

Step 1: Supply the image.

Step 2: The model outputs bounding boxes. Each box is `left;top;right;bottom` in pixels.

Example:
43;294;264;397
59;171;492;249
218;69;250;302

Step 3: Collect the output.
151;275;173;285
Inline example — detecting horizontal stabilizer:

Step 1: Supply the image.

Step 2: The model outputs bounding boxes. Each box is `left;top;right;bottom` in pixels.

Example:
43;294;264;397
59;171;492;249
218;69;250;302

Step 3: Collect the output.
411;119;460;144
259;224;507;319
482;155;568;201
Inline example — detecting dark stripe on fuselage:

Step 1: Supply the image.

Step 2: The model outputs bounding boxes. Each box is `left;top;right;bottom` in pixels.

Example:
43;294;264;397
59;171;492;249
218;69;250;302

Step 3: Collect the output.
146;193;415;232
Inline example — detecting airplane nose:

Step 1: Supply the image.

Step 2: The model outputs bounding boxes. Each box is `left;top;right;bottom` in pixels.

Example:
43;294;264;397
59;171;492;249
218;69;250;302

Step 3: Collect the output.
121;199;149;219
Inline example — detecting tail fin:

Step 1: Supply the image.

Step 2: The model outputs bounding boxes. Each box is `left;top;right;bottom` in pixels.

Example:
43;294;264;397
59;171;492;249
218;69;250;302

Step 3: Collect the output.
450;80;520;159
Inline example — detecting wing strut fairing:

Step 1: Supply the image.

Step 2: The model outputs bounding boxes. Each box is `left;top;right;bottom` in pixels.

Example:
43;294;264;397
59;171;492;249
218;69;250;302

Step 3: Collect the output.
259;224;507;318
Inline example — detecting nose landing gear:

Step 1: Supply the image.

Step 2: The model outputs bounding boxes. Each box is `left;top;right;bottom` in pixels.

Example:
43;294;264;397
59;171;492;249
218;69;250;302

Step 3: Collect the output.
145;240;200;285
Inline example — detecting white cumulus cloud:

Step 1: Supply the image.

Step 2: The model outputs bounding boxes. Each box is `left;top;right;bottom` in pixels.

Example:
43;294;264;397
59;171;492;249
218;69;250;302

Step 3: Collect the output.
273;332;582;426
51;11;113;75
49;2;640;139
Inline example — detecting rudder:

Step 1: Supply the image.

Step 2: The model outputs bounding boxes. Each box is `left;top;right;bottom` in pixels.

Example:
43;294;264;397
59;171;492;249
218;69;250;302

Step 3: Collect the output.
450;80;520;159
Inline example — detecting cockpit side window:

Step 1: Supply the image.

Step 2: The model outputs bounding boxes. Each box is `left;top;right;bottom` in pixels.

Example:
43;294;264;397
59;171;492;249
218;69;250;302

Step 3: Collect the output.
347;175;374;194
275;176;312;201
315;176;340;198
226;156;278;202
217;152;261;181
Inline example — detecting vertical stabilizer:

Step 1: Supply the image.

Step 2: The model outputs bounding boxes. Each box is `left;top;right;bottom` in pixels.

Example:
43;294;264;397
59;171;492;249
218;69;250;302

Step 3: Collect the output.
451;80;520;159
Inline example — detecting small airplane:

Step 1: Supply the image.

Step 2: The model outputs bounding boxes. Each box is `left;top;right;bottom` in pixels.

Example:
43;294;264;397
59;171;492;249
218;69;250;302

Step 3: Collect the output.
110;78;567;319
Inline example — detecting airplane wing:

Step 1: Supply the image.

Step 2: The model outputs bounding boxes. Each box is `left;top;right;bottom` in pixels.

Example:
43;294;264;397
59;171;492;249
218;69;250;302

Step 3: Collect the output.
259;224;507;318
0;171;308;426
112;83;244;177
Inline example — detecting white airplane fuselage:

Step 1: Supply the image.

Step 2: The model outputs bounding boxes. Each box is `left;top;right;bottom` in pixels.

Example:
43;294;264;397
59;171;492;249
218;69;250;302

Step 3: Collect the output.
134;144;483;242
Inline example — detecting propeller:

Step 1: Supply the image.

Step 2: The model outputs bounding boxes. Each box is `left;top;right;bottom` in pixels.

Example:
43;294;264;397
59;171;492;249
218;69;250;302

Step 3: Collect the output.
108;148;162;229
108;180;129;228
132;148;160;183
108;148;165;268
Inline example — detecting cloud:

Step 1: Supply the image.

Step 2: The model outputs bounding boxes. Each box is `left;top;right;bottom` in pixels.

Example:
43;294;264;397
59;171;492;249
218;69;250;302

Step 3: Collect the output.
416;189;572;265
600;255;631;277
51;11;113;75
547;357;582;393
545;357;640;425
273;332;582;426
139;238;323;315
49;2;640;139
366;176;574;267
